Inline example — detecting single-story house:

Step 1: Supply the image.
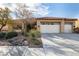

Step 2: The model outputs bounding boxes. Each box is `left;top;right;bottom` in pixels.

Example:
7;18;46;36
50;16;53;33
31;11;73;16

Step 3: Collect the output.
0;17;77;33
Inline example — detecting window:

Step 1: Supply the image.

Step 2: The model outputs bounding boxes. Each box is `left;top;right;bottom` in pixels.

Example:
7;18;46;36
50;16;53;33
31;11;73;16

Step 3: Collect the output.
41;22;55;25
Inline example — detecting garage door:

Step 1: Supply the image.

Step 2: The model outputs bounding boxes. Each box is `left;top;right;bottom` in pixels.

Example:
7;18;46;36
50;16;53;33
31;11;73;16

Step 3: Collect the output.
64;23;73;33
40;22;60;33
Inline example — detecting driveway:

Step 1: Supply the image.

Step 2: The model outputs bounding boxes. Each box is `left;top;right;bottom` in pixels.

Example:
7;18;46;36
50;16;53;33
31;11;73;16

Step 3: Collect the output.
41;33;79;56
0;34;79;56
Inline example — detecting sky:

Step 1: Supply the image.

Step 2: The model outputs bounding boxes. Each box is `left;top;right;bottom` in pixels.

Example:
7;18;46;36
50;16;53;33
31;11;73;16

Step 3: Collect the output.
43;3;79;18
0;3;79;19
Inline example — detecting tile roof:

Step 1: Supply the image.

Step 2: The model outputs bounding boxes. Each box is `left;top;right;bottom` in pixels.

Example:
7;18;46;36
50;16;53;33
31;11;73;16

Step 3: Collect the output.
35;17;77;20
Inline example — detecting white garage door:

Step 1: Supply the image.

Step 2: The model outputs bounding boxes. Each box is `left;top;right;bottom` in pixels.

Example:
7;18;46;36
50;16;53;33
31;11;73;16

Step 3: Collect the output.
40;22;60;33
64;23;73;33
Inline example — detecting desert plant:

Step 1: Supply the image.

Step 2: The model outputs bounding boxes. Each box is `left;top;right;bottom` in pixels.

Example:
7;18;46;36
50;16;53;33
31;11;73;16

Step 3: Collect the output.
28;29;41;44
0;7;12;31
29;29;41;38
31;38;42;45
6;32;18;39
73;27;79;33
0;32;6;39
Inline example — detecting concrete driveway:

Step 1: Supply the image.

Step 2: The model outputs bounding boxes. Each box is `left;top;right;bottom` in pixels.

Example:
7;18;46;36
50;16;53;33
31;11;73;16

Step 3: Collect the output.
41;33;79;56
0;34;79;56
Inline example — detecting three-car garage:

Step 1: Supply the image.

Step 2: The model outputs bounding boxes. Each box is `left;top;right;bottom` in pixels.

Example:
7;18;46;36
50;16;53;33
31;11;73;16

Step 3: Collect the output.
36;17;77;33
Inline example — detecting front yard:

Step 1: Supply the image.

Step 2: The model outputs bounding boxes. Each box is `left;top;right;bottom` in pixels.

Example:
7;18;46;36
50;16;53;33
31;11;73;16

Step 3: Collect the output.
0;33;79;56
0;29;43;48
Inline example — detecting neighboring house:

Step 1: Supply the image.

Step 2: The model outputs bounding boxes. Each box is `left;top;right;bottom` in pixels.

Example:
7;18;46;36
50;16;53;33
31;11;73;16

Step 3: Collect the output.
0;17;77;33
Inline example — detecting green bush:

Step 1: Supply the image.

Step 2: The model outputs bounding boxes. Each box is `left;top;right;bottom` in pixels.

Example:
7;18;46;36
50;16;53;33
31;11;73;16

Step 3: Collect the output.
6;32;18;39
31;38;42;45
21;31;29;37
29;29;41;45
73;27;79;33
29;29;41;38
0;32;6;39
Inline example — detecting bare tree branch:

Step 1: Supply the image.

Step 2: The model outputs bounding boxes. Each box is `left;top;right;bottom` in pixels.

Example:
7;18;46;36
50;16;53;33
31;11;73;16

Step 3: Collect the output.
15;4;34;33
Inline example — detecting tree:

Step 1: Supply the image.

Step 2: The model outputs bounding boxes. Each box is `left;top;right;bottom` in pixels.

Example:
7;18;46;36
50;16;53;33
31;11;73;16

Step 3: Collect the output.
15;4;34;33
0;7;12;31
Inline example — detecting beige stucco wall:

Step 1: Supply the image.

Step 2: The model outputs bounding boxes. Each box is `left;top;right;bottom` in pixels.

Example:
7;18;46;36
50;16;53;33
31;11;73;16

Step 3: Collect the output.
8;25;14;32
75;19;79;27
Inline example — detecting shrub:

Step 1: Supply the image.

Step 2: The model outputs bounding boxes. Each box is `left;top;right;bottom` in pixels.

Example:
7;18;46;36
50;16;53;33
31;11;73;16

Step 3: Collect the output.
6;32;18;39
31;38;42;45
21;31;29;37
0;32;6;39
28;29;41;45
73;27;79;33
29;29;41;38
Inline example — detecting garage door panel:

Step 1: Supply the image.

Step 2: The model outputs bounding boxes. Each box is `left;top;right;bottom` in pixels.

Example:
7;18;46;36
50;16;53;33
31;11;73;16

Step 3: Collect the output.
64;23;72;33
40;24;60;33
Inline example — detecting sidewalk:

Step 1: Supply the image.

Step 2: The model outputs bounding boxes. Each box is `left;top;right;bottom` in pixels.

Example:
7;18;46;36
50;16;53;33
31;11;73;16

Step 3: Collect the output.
0;46;45;56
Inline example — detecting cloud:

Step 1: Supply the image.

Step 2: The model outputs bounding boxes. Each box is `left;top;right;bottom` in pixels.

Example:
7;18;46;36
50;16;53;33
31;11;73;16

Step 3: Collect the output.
31;4;49;17
0;3;49;18
0;3;6;8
